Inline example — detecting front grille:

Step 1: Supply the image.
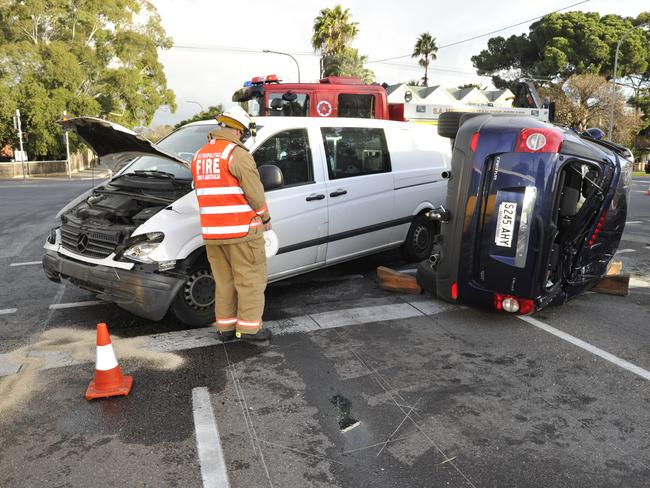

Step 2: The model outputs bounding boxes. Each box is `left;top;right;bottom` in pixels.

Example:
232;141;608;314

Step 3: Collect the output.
60;223;120;259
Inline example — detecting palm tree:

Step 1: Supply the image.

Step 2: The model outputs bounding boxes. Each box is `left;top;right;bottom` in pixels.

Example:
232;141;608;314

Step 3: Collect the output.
323;48;375;83
412;33;438;87
312;5;359;76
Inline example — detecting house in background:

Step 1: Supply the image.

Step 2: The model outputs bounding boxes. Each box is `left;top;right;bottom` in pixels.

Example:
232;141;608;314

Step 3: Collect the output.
451;86;490;106
485;88;515;107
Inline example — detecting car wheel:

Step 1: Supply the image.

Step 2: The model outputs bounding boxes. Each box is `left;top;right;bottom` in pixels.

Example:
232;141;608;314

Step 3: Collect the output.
402;214;435;262
416;259;437;295
170;261;215;326
437;111;465;139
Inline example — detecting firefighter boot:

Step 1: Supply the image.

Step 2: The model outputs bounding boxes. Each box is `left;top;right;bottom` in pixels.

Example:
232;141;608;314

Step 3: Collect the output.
237;328;272;343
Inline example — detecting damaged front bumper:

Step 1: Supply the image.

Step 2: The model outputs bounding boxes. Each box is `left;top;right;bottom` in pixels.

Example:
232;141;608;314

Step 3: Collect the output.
42;250;185;321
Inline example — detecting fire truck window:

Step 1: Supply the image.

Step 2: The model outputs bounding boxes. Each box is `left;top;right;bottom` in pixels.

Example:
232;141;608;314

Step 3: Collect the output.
321;127;390;180
252;129;313;187
267;93;310;117
338;94;375;118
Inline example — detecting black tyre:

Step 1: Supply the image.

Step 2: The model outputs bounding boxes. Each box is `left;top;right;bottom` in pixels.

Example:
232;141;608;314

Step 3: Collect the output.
416;259;437;295
170;259;215;326
402;214;435;262
437;112;465;139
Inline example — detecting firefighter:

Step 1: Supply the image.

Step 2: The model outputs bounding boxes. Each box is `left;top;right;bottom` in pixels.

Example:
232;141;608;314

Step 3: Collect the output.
191;105;272;342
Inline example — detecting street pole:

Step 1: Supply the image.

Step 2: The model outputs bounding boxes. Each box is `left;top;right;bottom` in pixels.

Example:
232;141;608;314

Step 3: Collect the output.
608;23;649;141
186;100;204;113
262;50;301;83
14;109;26;180
63;111;71;178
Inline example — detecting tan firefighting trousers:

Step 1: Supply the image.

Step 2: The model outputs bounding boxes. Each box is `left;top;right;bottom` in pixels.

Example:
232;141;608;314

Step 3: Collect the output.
205;237;267;335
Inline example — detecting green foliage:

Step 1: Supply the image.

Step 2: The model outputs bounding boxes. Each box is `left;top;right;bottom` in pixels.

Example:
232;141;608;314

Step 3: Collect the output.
174;105;224;130
412;32;438;87
0;0;176;159
312;5;359;58
322;48;375;83
472;11;650;86
312;5;374;81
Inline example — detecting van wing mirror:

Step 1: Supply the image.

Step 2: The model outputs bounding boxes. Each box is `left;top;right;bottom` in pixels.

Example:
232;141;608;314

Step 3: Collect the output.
258;164;283;191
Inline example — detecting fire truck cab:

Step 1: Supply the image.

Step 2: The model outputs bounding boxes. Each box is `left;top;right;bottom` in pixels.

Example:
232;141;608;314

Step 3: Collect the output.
232;75;390;119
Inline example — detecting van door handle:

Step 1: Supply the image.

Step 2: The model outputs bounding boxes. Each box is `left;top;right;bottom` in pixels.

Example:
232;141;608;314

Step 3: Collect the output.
329;189;347;197
306;193;325;201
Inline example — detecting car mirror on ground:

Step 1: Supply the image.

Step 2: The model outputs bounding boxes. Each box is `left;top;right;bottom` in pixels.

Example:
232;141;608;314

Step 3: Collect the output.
258;164;284;191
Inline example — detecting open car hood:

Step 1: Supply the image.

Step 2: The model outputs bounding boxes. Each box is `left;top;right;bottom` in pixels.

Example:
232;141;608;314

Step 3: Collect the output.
60;117;188;169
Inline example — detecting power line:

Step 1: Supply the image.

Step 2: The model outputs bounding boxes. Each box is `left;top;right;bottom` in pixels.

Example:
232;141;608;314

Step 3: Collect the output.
366;0;591;64
171;44;315;56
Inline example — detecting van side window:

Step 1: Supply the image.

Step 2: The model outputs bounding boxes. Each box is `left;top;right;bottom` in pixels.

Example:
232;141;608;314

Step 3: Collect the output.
253;129;314;187
338;94;375;118
321;127;391;180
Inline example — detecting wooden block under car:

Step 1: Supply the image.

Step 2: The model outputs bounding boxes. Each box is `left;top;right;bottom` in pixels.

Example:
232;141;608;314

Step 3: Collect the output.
606;259;623;276
377;266;422;295
592;273;630;296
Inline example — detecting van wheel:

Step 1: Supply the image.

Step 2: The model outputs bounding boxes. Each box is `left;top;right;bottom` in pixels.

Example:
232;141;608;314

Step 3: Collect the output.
416;259;437;295
170;263;215;326
402;214;435;262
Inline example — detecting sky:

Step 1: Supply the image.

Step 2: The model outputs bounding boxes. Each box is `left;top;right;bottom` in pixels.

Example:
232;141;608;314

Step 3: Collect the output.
149;0;649;126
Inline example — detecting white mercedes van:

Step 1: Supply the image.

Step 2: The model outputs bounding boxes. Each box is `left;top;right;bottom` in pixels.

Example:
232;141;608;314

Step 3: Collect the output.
43;116;451;325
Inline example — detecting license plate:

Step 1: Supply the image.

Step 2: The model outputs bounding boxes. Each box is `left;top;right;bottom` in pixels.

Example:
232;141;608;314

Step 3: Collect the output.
495;202;517;248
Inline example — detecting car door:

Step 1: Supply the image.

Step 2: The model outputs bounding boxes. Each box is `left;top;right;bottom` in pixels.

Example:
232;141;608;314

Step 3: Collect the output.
319;126;395;263
252;128;328;279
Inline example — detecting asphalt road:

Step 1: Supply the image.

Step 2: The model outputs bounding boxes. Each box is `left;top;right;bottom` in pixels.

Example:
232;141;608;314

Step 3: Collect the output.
0;177;648;488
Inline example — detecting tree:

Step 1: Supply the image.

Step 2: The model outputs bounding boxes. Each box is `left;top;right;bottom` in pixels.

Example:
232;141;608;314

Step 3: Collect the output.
471;11;650;88
0;1;176;159
322;48;375;83
542;74;642;145
311;5;361;78
412;33;438;87
174;105;224;130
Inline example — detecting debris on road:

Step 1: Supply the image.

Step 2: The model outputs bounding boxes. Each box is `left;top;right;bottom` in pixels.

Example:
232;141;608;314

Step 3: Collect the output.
377;266;422;294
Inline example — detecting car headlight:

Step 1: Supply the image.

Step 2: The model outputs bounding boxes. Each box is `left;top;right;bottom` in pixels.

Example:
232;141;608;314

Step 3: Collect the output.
122;232;164;263
47;227;59;245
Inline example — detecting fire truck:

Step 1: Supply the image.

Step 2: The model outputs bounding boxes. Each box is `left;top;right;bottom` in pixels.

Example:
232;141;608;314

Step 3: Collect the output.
232;75;553;123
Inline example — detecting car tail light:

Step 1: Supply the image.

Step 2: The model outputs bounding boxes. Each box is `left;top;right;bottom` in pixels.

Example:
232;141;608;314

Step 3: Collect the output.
470;132;480;152
451;282;458;300
493;293;535;314
588;212;607;246
514;128;563;153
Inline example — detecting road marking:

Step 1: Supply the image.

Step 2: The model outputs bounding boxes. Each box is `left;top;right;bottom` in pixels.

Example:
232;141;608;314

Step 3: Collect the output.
626;221;643;224
192;387;231;488
48;300;105;310
0;308;17;315
518;315;650;381
615;249;636;254
0;299;459;377
9;261;41;267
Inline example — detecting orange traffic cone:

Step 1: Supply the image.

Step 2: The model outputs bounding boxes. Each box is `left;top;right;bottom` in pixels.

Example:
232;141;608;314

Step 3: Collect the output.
85;322;133;400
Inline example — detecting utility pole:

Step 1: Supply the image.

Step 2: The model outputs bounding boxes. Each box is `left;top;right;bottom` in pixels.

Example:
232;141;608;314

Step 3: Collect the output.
13;109;27;180
63;111;71;178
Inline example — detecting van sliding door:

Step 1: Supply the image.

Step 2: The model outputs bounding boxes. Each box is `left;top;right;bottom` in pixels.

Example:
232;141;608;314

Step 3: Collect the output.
320;126;395;263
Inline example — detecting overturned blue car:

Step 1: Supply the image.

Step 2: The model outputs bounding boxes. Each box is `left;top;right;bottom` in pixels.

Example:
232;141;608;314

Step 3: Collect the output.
417;112;632;315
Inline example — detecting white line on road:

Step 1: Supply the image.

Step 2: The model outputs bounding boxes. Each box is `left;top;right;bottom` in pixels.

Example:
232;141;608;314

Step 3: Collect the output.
0;308;17;315
48;300;105;310
625;221;643;224
9;261;41;267
518;315;650;381
192;387;231;488
615;249;636;254
0;299;459;377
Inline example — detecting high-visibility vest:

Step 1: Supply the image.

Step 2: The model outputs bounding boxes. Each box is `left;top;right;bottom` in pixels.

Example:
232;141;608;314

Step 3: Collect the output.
192;139;266;240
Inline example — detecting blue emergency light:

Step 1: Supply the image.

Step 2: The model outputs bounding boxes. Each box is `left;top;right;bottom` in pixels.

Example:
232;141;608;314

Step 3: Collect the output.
243;81;253;87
